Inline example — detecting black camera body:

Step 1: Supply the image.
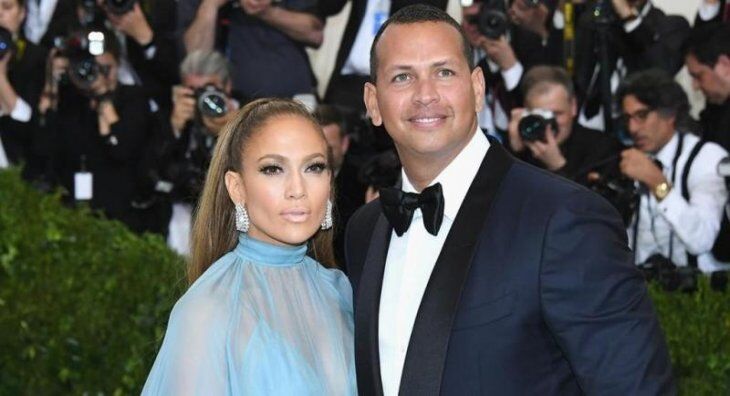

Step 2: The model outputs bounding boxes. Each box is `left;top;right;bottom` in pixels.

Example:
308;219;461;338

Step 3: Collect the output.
105;0;136;15
638;254;699;293
466;0;509;39
588;174;638;226
518;108;558;142
54;31;109;94
194;85;228;119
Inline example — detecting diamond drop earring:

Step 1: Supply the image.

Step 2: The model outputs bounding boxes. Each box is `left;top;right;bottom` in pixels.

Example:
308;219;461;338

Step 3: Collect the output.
321;199;333;230
235;202;249;233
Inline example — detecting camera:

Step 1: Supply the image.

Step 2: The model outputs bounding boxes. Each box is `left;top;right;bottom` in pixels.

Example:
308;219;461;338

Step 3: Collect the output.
194;85;228;118
588;174;638;226
465;0;509;39
591;0;617;24
637;254;699;293
518;108;558;142
54;31;110;93
0;27;14;59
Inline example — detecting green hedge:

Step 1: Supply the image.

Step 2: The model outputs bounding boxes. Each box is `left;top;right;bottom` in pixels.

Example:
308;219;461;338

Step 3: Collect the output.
0;169;729;394
0;169;186;394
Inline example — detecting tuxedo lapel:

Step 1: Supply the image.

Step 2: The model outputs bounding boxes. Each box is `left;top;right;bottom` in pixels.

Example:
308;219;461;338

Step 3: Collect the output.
354;214;391;396
398;143;514;396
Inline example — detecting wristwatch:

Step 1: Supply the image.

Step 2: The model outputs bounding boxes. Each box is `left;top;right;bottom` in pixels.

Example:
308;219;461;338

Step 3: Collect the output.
653;181;672;201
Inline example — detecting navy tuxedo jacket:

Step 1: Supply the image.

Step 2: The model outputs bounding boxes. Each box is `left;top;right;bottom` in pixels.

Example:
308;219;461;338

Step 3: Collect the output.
344;143;675;395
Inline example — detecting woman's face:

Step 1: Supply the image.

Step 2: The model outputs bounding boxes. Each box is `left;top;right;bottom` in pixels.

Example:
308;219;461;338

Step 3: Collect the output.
0;0;24;36
227;114;332;247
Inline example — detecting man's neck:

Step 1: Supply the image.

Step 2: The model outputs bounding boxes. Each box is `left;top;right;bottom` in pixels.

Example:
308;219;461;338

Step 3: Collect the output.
399;130;476;192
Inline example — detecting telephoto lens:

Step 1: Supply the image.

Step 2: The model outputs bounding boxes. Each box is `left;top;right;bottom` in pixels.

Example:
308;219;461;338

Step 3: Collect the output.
518;109;558;142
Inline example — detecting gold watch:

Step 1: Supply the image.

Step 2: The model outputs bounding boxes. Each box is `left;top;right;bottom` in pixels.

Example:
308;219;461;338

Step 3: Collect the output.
653;181;672;201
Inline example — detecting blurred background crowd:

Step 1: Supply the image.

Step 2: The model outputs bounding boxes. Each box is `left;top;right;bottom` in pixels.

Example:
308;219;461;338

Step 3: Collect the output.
1;0;729;289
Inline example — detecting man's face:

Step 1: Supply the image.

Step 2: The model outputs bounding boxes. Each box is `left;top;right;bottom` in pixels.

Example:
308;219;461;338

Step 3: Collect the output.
622;94;675;153
525;84;576;145
364;22;484;164
321;122;349;172
685;53;730;105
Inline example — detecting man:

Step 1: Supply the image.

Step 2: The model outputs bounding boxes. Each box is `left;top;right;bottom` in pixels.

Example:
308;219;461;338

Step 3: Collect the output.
346;5;674;395
684;23;730;152
179;0;323;99
618;69;729;274
150;50;240;254
507;65;622;184
313;104;367;268
695;0;730;26
574;0;689;131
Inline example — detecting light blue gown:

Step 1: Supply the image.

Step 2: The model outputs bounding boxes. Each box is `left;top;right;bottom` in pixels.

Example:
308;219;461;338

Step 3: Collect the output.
142;234;357;395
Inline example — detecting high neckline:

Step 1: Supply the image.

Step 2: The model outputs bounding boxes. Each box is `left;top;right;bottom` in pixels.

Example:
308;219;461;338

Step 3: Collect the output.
234;234;307;266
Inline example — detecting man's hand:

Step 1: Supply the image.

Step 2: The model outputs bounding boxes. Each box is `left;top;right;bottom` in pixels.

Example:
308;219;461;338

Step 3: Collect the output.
171;85;196;133
508;0;550;39
508;108;527;153
620;148;666;189
97;99;120;136
241;0;272;17
525;126;566;171
481;35;518;71
611;0;635;20
0;51;11;78
106;3;154;46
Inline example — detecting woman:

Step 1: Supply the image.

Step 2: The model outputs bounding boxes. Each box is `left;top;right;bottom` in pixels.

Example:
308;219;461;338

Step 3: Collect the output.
143;98;356;395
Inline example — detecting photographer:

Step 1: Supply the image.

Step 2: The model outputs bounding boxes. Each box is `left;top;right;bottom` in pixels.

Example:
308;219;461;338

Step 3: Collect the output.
574;0;690;131
462;0;562;136
179;0;323;100
684;23;730;153
619;69;729;274
0;0;48;180
151;49;239;255
506;65;622;184
40;28;156;232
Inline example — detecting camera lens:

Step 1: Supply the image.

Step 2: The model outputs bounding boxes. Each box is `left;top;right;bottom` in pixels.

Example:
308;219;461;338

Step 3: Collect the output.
71;57;100;86
197;89;227;118
518;114;548;142
478;9;508;39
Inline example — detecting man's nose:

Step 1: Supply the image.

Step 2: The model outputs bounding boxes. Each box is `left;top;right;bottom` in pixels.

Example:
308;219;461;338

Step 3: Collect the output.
413;78;440;106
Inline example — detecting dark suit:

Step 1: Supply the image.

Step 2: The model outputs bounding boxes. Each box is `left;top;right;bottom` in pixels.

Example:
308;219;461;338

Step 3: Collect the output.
345;143;674;395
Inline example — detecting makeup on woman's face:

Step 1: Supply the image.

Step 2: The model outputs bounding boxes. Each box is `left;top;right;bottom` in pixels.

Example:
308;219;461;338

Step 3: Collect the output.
240;114;332;247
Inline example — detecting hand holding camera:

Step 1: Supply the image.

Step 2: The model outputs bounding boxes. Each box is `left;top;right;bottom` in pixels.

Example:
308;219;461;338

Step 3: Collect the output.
508;0;550;39
508;107;566;170
105;2;154;46
171;84;232;135
619;148;666;190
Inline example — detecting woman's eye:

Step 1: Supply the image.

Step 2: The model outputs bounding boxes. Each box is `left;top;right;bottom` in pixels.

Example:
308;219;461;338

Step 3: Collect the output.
307;162;327;173
259;165;282;175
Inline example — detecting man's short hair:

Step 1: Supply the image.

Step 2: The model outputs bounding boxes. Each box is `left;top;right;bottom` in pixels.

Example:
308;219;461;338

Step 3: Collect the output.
180;50;232;86
369;4;474;83
313;104;347;137
683;23;730;67
521;65;575;102
617;69;692;129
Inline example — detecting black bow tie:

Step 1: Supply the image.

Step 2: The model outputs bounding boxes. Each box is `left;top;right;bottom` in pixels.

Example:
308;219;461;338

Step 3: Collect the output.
379;183;445;237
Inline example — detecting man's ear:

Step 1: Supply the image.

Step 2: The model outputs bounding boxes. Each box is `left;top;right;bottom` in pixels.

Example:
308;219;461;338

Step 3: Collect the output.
341;134;351;155
471;66;486;113
224;170;246;205
364;82;383;127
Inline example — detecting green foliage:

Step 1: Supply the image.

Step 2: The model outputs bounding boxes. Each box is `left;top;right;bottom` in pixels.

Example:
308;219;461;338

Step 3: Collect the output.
0;169;186;395
1;169;729;394
649;280;730;395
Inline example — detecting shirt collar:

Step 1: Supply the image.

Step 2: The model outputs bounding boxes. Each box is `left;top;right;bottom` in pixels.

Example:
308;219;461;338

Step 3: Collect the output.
401;128;490;221
654;132;680;169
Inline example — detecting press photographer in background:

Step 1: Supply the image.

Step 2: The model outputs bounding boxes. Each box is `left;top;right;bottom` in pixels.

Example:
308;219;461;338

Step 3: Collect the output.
145;49;239;255
39;28;156;233
0;0;48;181
461;0;563;137
506;66;622;185
618;69;729;289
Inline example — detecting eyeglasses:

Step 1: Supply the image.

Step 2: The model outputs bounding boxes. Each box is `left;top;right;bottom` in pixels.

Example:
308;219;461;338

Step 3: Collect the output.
621;108;653;124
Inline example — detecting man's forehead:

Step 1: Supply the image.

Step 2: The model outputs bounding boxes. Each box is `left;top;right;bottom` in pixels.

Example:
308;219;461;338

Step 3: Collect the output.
376;21;464;63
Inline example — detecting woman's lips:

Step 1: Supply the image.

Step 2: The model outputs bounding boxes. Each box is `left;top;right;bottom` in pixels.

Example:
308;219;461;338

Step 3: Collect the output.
281;209;310;223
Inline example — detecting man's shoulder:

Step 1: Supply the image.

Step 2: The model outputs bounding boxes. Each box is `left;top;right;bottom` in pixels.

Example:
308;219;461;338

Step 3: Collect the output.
347;199;382;231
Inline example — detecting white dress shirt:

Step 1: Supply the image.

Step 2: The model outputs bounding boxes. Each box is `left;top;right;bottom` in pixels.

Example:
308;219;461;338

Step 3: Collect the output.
378;129;489;396
24;0;58;44
475;48;523;136
628;132;730;273
341;0;390;76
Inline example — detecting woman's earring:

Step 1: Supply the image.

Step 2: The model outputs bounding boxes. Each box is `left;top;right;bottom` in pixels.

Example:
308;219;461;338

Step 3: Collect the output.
235;202;249;233
321;199;333;230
